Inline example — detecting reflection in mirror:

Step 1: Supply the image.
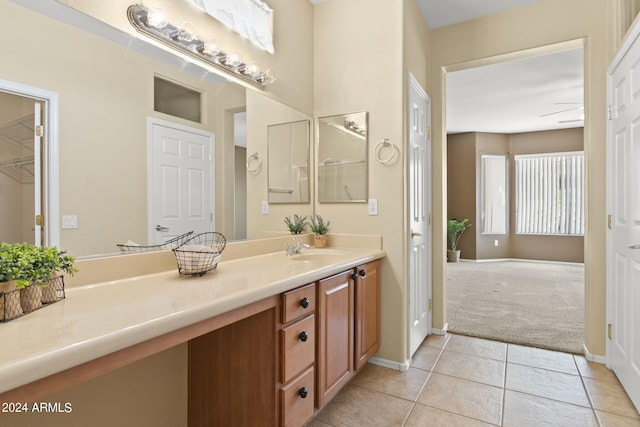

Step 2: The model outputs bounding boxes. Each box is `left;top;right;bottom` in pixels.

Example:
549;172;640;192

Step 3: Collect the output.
317;112;368;203
267;120;310;204
1;1;312;257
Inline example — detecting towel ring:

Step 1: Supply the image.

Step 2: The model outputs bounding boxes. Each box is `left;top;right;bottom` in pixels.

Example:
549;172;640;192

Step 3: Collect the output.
246;152;262;174
374;139;397;164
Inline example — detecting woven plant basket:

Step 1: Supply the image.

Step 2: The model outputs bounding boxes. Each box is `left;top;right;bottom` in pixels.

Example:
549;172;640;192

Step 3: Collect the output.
1;281;23;321
20;284;42;313
41;275;65;304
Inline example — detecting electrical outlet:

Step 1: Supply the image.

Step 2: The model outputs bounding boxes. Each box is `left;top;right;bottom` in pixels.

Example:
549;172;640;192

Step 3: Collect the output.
261;201;269;215
494;240;499;247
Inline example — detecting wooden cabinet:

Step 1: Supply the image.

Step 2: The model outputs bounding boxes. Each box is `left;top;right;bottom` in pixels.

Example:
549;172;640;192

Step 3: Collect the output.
316;270;354;409
279;283;316;427
354;260;381;370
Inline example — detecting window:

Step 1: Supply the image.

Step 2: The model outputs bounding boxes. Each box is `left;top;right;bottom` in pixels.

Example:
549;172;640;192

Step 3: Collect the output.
481;155;507;234
515;151;584;236
154;76;202;123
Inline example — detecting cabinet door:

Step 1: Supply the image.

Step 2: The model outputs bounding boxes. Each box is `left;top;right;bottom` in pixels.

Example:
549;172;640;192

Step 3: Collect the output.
316;270;354;409
354;260;381;370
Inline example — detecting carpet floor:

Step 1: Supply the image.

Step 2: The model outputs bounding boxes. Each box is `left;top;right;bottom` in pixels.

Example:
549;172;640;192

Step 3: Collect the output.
446;260;585;354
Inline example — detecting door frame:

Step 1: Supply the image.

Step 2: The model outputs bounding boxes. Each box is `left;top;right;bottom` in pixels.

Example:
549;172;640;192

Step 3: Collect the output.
0;78;59;248
146;117;215;243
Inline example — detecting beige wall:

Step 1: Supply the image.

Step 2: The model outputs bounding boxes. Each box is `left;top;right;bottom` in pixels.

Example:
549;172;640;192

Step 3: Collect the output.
432;0;618;356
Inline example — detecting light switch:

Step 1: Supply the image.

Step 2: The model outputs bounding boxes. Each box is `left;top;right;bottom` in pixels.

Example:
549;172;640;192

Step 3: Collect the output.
62;215;78;229
261;200;269;215
368;199;378;215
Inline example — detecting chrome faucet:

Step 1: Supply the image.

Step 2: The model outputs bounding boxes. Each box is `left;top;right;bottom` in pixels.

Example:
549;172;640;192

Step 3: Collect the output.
284;238;310;256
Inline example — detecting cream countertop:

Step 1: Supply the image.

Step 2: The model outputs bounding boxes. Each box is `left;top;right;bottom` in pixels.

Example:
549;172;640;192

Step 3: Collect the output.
0;245;385;395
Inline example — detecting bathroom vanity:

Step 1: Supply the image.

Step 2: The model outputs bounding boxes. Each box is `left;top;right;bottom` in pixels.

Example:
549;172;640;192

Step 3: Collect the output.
0;236;384;426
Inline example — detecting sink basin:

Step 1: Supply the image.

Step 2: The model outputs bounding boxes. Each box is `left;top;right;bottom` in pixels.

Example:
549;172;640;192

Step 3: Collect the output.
284;249;350;262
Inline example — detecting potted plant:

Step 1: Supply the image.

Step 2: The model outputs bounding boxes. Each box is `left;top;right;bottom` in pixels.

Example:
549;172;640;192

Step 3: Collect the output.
284;214;308;235
310;214;330;248
0;242;77;320
447;218;471;262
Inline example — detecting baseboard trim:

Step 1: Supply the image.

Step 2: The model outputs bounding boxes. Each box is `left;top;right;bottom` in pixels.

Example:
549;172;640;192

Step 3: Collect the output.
467;258;584;267
431;323;448;335
583;344;607;364
368;357;410;372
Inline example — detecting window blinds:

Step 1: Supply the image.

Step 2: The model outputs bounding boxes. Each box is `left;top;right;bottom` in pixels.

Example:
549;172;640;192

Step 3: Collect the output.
515;151;584;236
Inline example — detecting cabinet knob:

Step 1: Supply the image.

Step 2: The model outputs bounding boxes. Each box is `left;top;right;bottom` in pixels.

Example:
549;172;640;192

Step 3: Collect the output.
359;269;366;278
298;387;308;399
351;273;358;281
299;331;309;342
300;297;310;309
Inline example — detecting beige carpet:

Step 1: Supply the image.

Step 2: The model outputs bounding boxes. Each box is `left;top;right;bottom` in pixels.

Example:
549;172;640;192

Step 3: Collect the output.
446;260;585;354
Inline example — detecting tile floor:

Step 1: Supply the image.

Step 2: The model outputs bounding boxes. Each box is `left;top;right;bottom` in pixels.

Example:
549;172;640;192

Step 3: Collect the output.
307;334;640;427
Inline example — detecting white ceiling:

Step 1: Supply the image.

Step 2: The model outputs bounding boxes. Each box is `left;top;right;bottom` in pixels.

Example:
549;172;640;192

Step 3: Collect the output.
308;0;582;135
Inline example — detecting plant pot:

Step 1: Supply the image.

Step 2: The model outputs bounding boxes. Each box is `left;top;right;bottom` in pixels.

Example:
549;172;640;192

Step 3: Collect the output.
314;234;328;248
0;281;23;321
447;250;461;263
20;284;42;313
42;274;64;304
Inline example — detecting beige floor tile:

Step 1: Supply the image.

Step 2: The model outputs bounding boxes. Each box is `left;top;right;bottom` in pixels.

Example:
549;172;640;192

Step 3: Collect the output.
422;333;450;349
574;355;619;382
596;410;640;426
507;343;578;374
313;384;414;427
305;420;334;427
350;364;429;401
446;334;508;361
417;372;503;425
506;363;589;407
405;403;496;427
583;377;640;419
434;350;505;387
503;390;598;427
411;344;442;371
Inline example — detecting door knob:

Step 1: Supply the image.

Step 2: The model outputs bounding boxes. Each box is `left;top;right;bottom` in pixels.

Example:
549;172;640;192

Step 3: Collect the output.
155;225;170;232
411;231;422;237
630;244;640;250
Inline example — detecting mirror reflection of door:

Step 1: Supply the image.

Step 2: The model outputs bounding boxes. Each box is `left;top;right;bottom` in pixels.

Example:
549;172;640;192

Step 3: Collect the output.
0;91;43;245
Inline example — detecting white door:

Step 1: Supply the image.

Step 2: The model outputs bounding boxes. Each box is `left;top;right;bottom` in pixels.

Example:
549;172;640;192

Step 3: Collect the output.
408;73;432;357
607;23;640;411
149;120;214;244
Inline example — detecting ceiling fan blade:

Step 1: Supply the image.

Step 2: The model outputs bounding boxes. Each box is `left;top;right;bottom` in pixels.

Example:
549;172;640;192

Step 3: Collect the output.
539;106;583;117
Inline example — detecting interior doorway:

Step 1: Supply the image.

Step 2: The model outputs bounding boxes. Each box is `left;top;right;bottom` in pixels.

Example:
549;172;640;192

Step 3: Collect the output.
444;42;586;352
0;80;59;248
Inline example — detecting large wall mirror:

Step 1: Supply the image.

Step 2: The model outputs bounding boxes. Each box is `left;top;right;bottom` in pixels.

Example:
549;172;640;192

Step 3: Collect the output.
0;1;312;257
317;112;368;203
267;120;310;204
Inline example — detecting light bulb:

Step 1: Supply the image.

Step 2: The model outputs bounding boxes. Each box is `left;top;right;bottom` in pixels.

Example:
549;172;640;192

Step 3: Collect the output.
146;8;168;29
178;22;197;42
247;62;261;77
202;39;221;56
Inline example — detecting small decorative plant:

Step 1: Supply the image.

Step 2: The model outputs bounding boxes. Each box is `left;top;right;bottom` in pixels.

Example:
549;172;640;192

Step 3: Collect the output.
284;214;308;235
310;214;330;236
0;242;77;289
447;218;472;252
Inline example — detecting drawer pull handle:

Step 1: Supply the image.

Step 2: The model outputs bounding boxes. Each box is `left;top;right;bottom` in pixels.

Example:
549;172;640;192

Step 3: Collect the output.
298;387;308;399
299;331;309;342
300;297;310;309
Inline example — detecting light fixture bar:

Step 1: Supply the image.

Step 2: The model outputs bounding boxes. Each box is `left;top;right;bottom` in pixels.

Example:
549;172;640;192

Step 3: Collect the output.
127;4;274;89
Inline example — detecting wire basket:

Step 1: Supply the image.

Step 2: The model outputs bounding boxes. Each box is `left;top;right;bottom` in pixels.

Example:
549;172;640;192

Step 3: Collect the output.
117;231;194;253
173;232;227;276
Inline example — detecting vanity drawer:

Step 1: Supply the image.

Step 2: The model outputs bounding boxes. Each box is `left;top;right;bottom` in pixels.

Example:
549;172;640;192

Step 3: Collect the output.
281;314;315;384
280;367;315;427
282;283;316;324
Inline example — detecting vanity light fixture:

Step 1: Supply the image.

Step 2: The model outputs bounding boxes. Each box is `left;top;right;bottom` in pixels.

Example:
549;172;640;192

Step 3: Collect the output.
127;4;275;89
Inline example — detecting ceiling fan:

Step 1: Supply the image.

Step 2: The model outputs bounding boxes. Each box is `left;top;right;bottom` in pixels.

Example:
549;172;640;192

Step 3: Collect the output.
539;102;584;123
